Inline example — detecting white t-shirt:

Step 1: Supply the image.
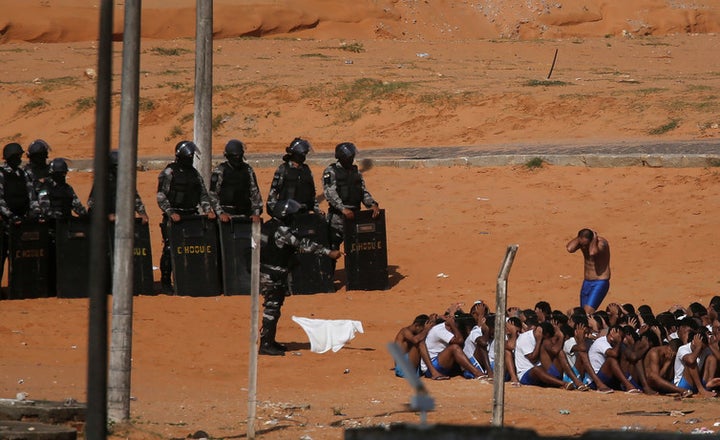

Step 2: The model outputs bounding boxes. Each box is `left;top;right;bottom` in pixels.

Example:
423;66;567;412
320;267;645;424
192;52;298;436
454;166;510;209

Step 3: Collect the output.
488;338;496;363
588;336;612;373
425;322;455;360
514;330;539;379
673;342;693;385
463;325;484;360
563;336;577;369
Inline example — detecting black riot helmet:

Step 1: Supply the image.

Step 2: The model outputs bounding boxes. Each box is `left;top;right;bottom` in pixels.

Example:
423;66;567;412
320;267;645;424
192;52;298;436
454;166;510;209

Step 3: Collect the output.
175;140;198;168
28;139;50;161
284;137;311;164
224;139;245;158
335;142;357;167
272;199;302;221
49;157;69;174
224;139;245;167
3;142;24;160
175;140;198;159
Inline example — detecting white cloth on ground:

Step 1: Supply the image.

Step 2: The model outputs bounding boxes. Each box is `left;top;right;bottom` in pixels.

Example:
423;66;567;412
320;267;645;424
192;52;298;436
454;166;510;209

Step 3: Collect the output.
291;316;364;353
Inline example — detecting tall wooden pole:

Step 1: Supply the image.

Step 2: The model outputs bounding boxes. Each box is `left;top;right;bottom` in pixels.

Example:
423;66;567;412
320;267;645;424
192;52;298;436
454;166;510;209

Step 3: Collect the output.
491;244;519;428
194;0;213;185
108;0;141;423
247;221;261;440
86;0;113;437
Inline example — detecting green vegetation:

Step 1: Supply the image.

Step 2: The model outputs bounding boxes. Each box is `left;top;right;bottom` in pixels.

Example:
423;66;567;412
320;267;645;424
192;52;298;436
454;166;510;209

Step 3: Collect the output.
634;88;666;96
20;98;49;113
179;113;194;124
524;79;571;87
648;119;679;135
524;157;545;169
150;47;191;56
212;113;234;132
74;96;95;112
163;81;188;90
338;42;365;53
41;76;78;91
339;78;413;101
300;53;331;59
138;98;156;112
168;125;184;139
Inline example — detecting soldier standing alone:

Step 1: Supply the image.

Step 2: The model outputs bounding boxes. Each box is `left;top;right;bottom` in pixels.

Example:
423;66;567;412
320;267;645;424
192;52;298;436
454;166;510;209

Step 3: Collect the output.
259;199;341;356
156;140;216;293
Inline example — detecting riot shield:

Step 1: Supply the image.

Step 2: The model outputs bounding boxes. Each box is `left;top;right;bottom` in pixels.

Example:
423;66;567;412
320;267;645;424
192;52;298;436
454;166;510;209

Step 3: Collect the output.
7;221;52;299
344;209;389;291
290;212;335;294
168;215;221;296
218;216;255;295
108;218;154;295
54;217;91;298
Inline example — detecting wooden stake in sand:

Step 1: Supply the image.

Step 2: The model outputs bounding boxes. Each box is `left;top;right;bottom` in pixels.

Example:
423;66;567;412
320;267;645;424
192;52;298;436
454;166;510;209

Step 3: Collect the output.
247;221;262;440
547;49;559;80
492;244;519;428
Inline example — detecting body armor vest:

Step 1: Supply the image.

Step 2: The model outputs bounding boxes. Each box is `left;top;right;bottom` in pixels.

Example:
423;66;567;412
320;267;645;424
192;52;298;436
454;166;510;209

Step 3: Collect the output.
2;167;30;216
280;164;315;208
332;164;363;207
217;162;252;215
166;163;202;211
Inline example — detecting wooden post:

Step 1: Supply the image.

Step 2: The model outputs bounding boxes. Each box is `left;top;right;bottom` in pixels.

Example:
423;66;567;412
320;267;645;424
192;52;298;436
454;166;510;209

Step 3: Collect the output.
194;0;213;186
247;221;261;440
491;244;519;428
86;0;113;438
108;0;141;423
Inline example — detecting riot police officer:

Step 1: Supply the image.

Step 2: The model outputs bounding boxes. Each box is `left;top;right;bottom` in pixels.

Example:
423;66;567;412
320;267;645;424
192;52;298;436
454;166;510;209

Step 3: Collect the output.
322;142;379;250
0;142;43;282
266;137;320;215
88;150;149;224
156;140;216;293
259;199;341;356
209;139;263;223
24;139;51;194
37;158;88;220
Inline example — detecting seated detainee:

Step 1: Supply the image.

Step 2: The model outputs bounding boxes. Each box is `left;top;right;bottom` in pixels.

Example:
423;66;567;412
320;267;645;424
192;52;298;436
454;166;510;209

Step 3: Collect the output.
462;301;491;379
619;324;657;394
393;313;446;379
539;321;588;390
673;330;719;397
588;325;640;393
644;339;692;396
423;311;484;379
514;319;581;389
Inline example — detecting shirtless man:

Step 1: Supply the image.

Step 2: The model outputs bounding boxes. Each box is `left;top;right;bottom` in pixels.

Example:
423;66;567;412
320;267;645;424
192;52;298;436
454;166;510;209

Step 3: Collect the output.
567;228;611;314
393;313;447;380
644;339;692;396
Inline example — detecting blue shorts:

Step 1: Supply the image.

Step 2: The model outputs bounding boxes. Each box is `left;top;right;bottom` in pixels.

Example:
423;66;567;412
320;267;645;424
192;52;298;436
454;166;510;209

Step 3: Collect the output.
677;377;706;393
424;357;459;378
520;365;561;386
580;279;610;310
394;353;420;378
462;356;486;379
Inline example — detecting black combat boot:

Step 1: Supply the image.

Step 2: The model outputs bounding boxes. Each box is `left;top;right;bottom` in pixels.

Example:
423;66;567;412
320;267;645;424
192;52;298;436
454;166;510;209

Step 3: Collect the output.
259;320;285;356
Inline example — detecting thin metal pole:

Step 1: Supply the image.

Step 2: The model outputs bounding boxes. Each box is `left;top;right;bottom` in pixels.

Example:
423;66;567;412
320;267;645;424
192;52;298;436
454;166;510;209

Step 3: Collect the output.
108;0;141;423
491;244;519;428
247;221;261;440
194;0;213;186
86;0;113;437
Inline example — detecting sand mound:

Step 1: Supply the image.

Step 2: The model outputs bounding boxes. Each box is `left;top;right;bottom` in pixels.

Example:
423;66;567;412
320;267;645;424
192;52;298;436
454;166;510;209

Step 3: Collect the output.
1;0;719;44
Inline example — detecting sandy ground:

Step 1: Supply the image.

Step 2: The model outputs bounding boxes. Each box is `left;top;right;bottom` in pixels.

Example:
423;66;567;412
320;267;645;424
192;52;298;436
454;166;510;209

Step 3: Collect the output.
2;1;720;439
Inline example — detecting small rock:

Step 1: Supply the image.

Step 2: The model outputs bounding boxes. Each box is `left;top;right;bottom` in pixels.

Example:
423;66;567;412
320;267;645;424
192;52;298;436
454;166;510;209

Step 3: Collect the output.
84;68;97;79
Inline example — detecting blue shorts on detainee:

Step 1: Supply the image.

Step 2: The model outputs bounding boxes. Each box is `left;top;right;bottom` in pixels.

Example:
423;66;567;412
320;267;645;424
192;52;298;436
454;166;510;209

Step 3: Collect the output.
580;279;610;310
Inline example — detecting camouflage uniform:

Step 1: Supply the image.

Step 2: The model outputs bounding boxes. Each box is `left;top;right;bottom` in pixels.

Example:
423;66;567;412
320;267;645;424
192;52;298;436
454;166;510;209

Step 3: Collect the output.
260;217;333;351
156;162;214;289
209;160;263;217
87;170;147;217
322;161;377;248
37;179;87;219
266;161;320;214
